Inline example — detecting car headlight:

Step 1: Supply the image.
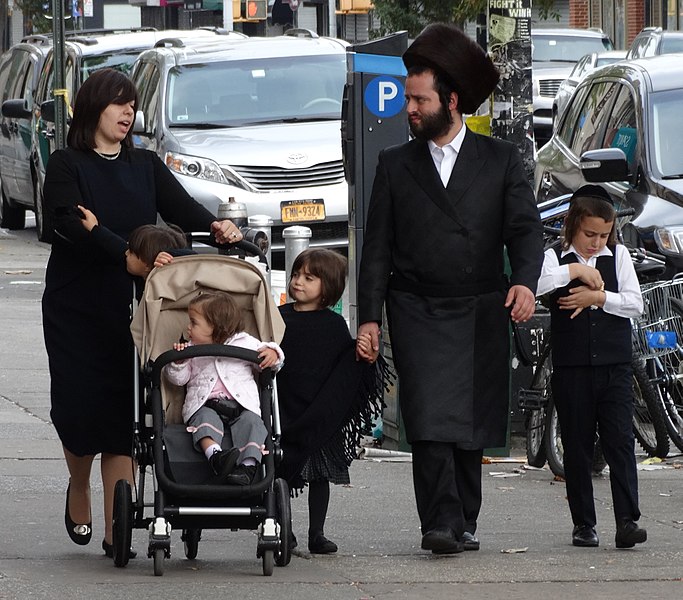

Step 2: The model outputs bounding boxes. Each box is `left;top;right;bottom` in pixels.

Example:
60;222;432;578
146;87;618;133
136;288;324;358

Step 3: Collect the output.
164;151;248;190
655;226;683;255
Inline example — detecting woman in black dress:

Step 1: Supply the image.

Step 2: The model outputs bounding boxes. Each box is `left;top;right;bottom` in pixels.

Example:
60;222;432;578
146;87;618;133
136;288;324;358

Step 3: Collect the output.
42;69;243;557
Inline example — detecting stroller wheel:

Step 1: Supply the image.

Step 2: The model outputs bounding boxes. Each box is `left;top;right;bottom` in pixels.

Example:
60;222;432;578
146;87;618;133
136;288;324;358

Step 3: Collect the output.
112;479;133;568
182;528;201;560
262;549;274;576
274;479;292;567
153;548;165;576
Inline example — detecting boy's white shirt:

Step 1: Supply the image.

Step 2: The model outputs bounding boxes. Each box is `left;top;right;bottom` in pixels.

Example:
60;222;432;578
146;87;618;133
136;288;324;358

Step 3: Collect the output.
163;331;284;422
537;243;643;318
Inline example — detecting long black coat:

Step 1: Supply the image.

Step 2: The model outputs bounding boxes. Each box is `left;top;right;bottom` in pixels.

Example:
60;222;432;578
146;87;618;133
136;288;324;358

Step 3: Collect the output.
357;129;543;449
42;147;215;457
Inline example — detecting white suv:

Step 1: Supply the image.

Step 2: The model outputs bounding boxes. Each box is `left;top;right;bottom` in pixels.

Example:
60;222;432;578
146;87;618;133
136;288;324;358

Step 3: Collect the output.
130;31;349;254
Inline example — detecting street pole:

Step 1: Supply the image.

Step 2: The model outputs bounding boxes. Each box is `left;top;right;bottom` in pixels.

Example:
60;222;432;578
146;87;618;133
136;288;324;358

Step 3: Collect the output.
328;0;336;38
52;0;68;151
223;0;234;31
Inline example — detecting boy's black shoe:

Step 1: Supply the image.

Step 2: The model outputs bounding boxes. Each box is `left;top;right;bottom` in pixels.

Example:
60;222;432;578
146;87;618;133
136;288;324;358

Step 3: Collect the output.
209;447;240;480
308;533;338;554
615;519;647;548
225;464;257;486
572;525;599;547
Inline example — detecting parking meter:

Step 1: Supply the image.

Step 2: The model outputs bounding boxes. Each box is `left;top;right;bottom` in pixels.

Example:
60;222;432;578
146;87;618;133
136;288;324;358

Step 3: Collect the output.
342;31;409;333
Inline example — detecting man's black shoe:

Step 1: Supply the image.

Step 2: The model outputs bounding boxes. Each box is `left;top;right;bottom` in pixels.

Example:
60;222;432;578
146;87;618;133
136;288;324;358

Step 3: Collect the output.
615;519;647;548
209;447;240;480
462;531;480;551
421;528;464;554
572;525;599;547
225;464;257;486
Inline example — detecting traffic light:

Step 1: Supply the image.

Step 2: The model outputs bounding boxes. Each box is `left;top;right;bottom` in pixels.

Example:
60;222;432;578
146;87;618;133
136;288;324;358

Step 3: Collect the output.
245;0;267;20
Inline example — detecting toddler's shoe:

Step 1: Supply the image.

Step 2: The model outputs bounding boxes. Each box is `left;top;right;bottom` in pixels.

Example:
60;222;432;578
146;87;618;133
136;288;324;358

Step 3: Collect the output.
209;447;240;480
225;464;257;486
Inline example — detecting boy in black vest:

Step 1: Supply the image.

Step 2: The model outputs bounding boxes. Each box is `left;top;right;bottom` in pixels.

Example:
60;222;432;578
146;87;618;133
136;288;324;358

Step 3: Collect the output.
537;185;646;549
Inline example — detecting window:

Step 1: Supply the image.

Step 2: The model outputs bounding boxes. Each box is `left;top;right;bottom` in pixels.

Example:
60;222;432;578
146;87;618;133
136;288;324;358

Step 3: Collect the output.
558;83;589;146
570;81;618;156
602;85;637;170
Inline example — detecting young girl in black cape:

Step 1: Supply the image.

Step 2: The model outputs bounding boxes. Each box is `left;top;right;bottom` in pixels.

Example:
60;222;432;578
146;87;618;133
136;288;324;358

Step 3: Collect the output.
276;249;391;554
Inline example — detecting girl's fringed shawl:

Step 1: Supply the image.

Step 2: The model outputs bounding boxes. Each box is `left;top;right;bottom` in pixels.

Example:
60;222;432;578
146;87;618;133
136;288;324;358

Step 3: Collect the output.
276;304;395;492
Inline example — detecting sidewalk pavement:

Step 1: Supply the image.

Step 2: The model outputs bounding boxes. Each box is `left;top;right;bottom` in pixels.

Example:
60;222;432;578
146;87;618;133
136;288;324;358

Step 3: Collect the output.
1;228;682;599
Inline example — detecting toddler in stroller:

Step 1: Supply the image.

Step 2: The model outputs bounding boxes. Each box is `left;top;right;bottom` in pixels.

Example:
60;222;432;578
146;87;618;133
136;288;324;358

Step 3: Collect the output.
163;290;284;485
122;252;291;576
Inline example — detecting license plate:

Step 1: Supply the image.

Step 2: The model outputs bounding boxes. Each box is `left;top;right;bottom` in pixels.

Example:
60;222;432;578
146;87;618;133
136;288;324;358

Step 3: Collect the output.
281;199;325;223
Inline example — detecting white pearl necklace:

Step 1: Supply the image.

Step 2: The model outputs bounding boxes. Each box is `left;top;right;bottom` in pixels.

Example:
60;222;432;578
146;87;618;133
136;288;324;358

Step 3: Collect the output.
94;148;121;161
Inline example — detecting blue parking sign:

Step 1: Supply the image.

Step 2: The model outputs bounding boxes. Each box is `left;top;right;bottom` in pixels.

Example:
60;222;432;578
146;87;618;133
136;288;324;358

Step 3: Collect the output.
364;76;405;118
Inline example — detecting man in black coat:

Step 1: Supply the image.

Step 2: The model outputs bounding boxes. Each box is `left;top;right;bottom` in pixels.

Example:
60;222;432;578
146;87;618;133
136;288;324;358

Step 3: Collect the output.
357;23;544;554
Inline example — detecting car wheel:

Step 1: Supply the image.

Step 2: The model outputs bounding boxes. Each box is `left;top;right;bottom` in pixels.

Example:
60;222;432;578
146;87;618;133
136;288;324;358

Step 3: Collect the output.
1;185;26;230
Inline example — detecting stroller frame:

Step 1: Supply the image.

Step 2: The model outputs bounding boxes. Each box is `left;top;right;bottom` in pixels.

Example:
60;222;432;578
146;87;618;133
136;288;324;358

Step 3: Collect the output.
115;245;291;576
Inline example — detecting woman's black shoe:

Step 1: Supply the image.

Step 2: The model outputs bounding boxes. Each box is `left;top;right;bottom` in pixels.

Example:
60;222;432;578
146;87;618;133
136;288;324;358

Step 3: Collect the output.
64;482;92;546
102;539;137;559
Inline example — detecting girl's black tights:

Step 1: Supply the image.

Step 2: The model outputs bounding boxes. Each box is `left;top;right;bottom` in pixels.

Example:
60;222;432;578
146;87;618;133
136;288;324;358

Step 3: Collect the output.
307;479;330;539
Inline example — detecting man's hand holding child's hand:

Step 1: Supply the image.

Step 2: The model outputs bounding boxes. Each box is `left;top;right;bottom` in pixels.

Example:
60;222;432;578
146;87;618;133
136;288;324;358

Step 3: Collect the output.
356;332;379;363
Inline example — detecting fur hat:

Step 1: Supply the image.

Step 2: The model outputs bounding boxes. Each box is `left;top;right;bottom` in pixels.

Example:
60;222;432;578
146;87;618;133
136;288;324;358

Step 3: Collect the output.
570;184;614;205
403;23;500;114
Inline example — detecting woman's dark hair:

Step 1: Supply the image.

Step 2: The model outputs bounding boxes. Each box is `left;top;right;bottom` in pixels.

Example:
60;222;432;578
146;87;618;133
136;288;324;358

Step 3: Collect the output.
407;64;457;119
289;248;347;308
67;68;139;150
127;223;188;268
562;196;617;250
189;291;244;344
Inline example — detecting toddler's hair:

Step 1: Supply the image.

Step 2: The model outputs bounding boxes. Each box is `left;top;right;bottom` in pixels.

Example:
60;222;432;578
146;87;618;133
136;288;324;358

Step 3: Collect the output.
189;291;244;343
289;248;347;308
128;223;188;268
562;196;617;250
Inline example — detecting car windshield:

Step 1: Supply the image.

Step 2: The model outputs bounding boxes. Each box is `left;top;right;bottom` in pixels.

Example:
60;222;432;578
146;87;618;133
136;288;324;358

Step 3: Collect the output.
82;52;142;79
532;35;613;62
650;89;683;178
166;54;346;127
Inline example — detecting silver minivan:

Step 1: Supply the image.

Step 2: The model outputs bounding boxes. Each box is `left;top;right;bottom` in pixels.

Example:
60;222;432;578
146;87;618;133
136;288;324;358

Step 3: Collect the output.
130;31;349;254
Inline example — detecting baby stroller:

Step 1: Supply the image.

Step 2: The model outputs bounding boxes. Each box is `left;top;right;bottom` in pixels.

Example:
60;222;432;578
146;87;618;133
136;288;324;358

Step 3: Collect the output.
119;243;291;576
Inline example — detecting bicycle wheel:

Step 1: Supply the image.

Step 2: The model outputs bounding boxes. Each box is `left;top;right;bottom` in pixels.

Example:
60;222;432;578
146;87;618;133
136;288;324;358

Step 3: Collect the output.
632;357;670;457
544;395;565;479
525;338;552;467
654;352;683;451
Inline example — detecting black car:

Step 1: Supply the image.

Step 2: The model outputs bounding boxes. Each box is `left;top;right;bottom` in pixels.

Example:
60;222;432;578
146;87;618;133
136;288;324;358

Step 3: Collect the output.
535;55;683;276
0;35;52;231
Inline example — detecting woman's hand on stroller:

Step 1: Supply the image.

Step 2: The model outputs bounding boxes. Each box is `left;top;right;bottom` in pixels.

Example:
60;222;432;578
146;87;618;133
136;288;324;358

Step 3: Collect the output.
258;347;279;369
211;220;243;245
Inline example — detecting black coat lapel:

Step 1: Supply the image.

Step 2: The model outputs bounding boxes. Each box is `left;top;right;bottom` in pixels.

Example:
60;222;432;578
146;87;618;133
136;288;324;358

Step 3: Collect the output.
403;129;485;230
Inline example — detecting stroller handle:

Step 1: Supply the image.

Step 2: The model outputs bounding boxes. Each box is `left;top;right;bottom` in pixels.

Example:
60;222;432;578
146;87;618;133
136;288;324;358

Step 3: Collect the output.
187;232;269;270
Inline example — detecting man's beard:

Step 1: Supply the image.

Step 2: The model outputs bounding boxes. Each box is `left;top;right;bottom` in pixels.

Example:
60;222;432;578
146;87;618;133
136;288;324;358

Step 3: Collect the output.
409;101;453;141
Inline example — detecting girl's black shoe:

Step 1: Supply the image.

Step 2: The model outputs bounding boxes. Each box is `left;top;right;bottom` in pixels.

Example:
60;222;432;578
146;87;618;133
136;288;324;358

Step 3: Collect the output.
64;482;92;546
102;539;137;559
308;534;337;554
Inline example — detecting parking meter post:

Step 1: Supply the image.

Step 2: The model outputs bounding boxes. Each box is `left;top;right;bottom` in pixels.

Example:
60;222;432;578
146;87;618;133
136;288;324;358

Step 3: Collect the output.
247;214;273;287
283;226;311;302
342;33;409;451
52;0;67;150
343;32;409;333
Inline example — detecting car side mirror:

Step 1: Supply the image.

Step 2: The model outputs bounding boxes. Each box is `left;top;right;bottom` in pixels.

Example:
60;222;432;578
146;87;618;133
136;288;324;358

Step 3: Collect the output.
133;110;145;134
1;99;32;119
579;148;629;182
40;100;55;123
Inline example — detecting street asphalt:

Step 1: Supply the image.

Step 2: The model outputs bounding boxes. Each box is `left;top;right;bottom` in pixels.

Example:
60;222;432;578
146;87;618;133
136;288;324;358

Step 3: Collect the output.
0;225;681;599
